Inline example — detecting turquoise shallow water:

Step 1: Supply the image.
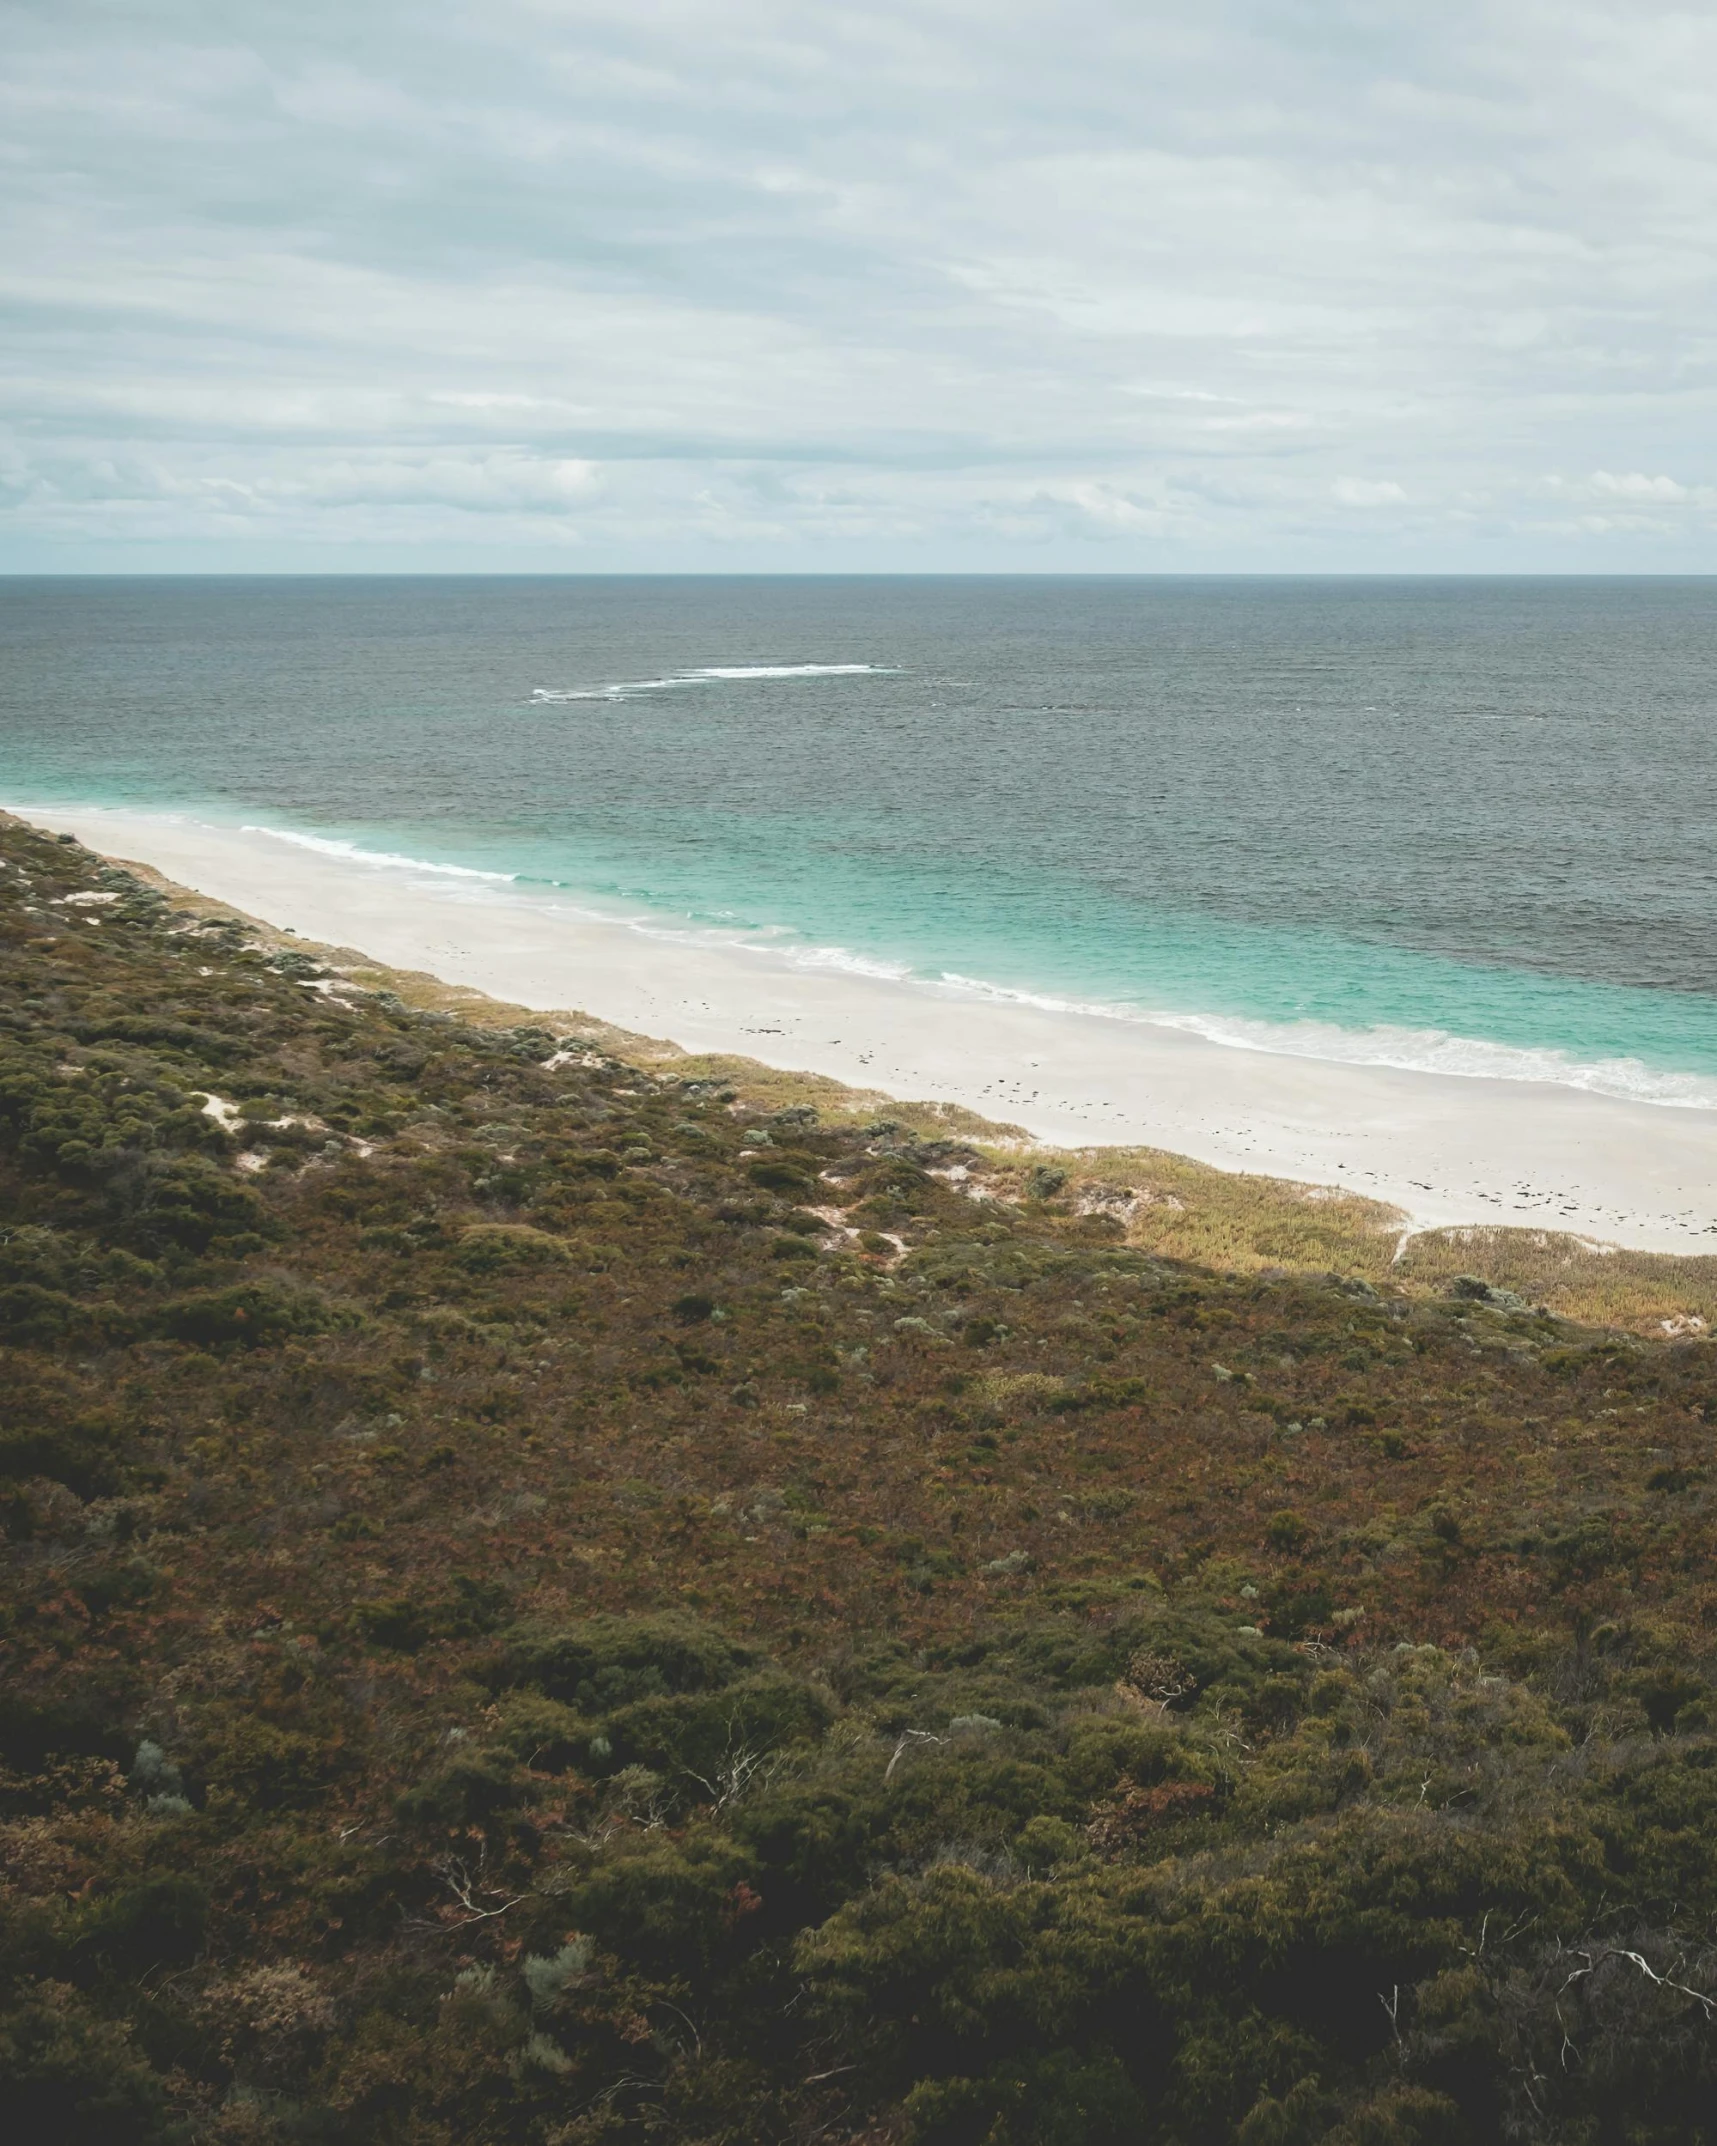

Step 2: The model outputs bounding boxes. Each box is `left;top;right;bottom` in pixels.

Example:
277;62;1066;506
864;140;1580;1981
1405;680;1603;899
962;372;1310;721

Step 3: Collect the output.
5;574;1717;1104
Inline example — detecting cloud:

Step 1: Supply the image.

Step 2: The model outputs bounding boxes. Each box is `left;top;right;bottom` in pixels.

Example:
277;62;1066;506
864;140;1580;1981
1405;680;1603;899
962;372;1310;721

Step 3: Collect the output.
1588;470;1688;501
1020;480;1175;536
0;446;604;543
3;1;1717;566
295;454;602;513
1331;478;1409;506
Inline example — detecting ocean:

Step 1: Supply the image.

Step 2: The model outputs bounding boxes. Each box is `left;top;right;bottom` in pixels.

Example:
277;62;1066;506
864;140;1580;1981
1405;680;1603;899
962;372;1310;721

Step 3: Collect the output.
4;574;1717;1107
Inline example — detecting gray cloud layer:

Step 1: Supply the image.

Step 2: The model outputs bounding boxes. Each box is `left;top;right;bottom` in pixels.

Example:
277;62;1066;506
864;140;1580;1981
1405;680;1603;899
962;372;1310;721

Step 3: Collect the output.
4;0;1715;569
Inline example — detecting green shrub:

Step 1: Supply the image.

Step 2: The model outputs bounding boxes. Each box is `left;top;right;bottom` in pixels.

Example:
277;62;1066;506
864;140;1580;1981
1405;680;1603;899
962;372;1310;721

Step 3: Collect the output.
73;1873;207;1974
106;1155;269;1254
494;1615;758;1709
748;1158;815;1194
599;1673;836;1786
0;1284;135;1348
455;1223;573;1273
0;1985;168;2146
154;1280;346;1348
902;2049;1146;2146
397;1743;528;1828
0;1417;123;1500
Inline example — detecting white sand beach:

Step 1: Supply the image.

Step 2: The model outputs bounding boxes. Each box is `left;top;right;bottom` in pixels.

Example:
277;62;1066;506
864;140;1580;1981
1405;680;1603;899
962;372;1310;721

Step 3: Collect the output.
17;803;1717;1256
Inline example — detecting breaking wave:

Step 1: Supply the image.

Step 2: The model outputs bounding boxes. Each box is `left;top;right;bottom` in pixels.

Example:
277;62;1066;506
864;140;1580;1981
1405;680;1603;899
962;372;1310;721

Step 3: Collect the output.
934;974;1717;1109
531;663;895;702
241;825;517;883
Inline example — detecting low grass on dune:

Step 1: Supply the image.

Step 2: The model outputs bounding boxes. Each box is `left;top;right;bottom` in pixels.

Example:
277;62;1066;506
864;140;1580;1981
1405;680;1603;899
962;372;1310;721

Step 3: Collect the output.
963;1143;1717;1339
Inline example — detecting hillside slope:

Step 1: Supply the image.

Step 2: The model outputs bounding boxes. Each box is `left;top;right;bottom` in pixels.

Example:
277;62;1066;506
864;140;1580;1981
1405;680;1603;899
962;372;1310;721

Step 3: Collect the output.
4;817;1717;2144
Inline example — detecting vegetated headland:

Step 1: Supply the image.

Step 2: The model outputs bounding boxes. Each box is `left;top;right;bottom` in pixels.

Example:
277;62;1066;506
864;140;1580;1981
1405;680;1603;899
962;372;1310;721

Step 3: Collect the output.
4;809;1717;2144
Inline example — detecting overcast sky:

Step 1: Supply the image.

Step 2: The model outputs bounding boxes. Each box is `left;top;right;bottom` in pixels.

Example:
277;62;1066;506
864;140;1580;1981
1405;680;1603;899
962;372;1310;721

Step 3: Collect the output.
4;0;1716;571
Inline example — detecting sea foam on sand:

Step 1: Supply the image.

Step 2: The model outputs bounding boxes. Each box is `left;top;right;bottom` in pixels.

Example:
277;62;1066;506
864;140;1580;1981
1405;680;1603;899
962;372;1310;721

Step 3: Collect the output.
16;803;1717;1256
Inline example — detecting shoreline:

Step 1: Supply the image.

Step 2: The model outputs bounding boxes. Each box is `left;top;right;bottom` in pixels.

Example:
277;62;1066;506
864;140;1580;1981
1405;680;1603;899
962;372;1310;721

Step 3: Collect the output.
14;799;1717;1256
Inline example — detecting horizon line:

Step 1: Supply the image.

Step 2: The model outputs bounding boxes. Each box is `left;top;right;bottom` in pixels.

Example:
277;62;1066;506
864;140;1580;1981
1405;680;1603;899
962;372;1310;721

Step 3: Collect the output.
5;567;1717;583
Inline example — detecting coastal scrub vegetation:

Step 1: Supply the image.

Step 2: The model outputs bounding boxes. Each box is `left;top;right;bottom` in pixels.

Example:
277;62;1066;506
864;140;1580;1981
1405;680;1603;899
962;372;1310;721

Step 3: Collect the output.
4;815;1717;2144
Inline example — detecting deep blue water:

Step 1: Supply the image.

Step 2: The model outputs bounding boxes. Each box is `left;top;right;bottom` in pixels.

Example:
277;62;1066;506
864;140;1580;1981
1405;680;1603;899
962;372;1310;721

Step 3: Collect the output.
4;574;1717;1103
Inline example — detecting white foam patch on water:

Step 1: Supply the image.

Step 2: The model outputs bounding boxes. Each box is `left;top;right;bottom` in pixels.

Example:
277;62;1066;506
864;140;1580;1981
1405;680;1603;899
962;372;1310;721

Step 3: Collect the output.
936;973;1717;1109
242;825;516;883
619;911;913;980
699;664;891;680
531;679;696;701
1149;1011;1717;1107
781;943;913;981
531;663;894;702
